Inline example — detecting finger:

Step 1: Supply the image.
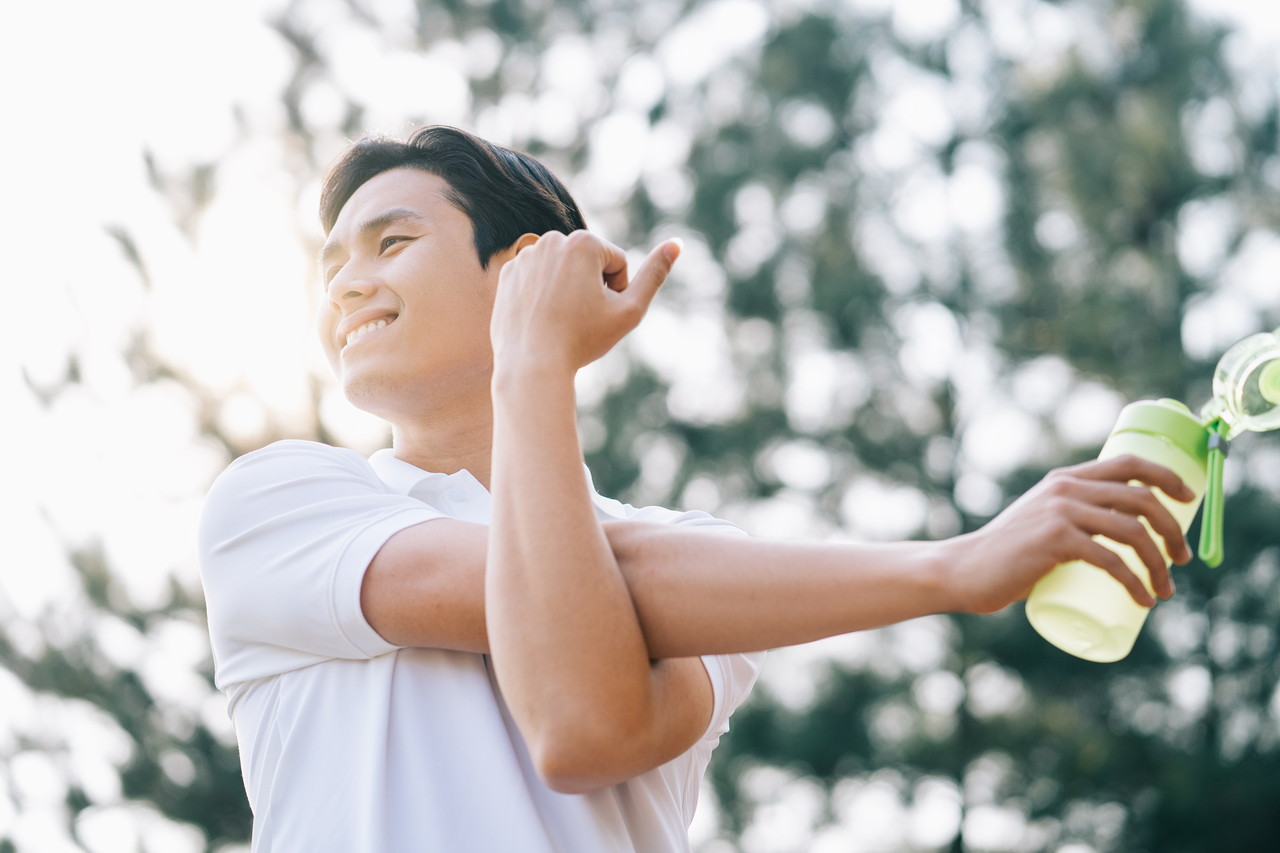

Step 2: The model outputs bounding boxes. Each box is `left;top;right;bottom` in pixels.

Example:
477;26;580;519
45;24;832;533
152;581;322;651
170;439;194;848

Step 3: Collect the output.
619;239;681;311
590;235;630;292
1068;454;1195;502
1070;504;1173;599
555;230;627;291
1066;480;1192;565
1075;535;1158;608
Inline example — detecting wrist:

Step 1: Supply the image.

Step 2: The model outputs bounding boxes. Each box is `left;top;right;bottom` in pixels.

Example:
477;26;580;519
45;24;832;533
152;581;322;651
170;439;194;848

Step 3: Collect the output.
905;538;956;615
932;532;982;615
491;356;577;399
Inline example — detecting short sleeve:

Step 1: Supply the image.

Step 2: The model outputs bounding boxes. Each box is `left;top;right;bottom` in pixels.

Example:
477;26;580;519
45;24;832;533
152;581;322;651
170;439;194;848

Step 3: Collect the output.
198;440;446;689
686;514;765;741
623;505;766;743
699;650;764;744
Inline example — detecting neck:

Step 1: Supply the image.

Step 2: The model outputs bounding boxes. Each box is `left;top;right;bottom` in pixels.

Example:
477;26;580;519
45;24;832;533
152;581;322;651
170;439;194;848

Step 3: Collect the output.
389;394;496;489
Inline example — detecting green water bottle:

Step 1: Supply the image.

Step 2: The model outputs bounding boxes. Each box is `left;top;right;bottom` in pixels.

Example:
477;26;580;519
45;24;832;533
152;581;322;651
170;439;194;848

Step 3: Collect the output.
1025;399;1210;662
1026;327;1280;662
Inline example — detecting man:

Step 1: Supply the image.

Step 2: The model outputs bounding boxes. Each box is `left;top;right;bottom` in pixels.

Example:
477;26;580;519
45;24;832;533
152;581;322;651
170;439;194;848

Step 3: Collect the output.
199;125;1193;852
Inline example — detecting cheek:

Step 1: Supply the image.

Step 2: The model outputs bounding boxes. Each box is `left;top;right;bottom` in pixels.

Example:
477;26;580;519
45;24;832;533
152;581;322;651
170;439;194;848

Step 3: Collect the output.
467;269;502;325
314;305;340;369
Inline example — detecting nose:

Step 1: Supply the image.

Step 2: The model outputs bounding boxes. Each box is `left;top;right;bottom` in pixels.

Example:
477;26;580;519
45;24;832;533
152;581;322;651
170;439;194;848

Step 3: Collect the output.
325;267;378;307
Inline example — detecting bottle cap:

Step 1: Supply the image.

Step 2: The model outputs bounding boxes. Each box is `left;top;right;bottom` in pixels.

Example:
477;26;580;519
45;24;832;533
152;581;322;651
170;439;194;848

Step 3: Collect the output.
1261;359;1280;405
1113;398;1210;466
1206;328;1280;438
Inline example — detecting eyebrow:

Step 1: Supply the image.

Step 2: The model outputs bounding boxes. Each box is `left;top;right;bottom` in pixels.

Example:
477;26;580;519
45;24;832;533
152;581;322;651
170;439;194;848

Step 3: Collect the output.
319;207;428;270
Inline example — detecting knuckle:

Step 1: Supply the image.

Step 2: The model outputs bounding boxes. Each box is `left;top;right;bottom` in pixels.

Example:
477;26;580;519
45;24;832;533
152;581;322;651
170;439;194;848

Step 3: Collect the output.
1044;513;1075;541
1043;494;1074;518
1141;496;1169;521
1119;516;1146;539
1101;551;1132;581
1116;453;1146;473
1101;552;1128;577
1044;477;1074;499
1059;458;1097;476
1129;482;1156;502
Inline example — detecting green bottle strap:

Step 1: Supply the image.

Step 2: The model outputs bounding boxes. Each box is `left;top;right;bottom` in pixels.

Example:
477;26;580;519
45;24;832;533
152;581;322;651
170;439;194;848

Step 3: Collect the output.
1197;418;1230;568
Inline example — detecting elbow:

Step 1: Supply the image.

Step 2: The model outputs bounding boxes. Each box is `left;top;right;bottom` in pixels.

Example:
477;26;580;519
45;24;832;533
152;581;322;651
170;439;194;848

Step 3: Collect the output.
528;718;644;794
538;760;607;795
532;745;608;794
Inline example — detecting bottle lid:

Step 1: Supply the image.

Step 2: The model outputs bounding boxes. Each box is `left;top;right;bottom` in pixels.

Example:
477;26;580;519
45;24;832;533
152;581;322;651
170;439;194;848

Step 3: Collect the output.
1113;398;1210;465
1205;328;1280;438
1261;359;1280;405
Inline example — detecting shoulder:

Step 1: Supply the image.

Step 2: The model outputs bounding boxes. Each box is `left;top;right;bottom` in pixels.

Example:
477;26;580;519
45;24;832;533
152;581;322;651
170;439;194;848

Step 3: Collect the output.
593;493;748;536
200;440;393;542
218;438;373;479
208;439;385;498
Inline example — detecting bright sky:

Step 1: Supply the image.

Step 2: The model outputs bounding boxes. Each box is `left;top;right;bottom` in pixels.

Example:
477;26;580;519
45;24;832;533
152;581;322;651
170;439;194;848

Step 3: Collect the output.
2;0;1279;850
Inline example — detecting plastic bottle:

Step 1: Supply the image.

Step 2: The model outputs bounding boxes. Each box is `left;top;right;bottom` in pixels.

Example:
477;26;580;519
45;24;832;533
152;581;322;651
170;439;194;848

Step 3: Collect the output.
1025;399;1209;662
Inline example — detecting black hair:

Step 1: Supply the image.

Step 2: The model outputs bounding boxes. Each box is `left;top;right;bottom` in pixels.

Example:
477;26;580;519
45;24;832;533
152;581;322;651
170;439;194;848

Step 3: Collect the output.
319;125;587;267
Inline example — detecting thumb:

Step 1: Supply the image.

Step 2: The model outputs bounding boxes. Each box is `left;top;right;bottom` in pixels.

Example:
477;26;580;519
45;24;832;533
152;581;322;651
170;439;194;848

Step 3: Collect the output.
623;238;682;312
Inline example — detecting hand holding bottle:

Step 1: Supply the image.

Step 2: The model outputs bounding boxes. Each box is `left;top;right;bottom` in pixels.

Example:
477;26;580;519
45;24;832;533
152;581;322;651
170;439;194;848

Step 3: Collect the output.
942;452;1194;618
1019;327;1280;662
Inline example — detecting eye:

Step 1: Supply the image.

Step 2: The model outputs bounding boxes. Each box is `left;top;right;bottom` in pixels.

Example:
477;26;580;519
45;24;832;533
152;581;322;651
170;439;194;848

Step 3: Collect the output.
323;265;343;288
379;235;412;253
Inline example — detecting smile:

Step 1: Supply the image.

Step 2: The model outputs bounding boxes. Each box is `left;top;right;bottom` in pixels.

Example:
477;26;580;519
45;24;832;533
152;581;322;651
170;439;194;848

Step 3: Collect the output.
345;317;396;347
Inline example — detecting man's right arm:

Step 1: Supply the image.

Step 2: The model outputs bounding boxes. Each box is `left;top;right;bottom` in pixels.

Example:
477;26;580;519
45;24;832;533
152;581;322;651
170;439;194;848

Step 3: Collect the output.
360;452;1195;657
361;516;944;654
359;518;490;653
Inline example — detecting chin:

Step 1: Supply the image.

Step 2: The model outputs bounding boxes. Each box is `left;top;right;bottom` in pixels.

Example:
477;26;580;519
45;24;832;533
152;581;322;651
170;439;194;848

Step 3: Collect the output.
340;363;489;422
339;366;410;417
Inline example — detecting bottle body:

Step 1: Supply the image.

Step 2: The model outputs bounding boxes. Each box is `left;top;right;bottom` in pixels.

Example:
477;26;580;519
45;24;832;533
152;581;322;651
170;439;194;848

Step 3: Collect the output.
1025;401;1208;662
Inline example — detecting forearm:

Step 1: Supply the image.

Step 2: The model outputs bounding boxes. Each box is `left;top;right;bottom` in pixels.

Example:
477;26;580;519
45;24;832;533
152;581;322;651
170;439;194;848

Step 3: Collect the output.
609;522;956;659
485;364;661;767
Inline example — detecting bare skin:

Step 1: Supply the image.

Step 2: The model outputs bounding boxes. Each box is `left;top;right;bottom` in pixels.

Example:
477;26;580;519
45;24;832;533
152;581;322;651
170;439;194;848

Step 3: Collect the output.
318;168;1194;793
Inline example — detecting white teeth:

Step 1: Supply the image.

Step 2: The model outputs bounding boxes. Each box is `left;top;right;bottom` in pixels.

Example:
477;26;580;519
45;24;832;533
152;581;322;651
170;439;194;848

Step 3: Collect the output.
345;319;389;346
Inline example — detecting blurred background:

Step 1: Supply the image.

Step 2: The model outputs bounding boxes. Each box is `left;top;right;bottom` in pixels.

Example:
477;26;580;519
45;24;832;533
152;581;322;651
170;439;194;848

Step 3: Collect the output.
3;0;1280;850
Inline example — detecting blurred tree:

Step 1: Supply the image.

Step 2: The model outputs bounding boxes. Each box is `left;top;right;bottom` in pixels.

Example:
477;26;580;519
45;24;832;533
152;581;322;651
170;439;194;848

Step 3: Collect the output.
4;0;1278;850
667;1;1280;851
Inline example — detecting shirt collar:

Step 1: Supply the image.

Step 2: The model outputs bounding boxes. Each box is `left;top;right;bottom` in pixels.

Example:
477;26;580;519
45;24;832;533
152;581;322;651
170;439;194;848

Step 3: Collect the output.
368;448;473;495
367;448;630;521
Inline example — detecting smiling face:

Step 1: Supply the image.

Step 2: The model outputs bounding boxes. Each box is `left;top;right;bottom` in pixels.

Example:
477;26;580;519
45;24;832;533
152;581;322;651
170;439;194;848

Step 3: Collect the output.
316;168;518;423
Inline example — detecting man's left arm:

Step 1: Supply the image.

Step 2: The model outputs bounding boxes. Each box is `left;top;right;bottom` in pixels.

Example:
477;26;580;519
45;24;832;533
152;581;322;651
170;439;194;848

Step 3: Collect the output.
486;230;703;794
481;230;1194;794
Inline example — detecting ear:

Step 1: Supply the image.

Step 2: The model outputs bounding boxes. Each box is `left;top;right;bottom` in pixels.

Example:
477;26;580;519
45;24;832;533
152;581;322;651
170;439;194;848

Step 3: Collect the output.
495;232;540;264
512;232;540;253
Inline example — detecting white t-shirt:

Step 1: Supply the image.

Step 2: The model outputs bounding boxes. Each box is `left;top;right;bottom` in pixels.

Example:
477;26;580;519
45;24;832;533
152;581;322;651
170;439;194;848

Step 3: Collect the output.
199;440;764;853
